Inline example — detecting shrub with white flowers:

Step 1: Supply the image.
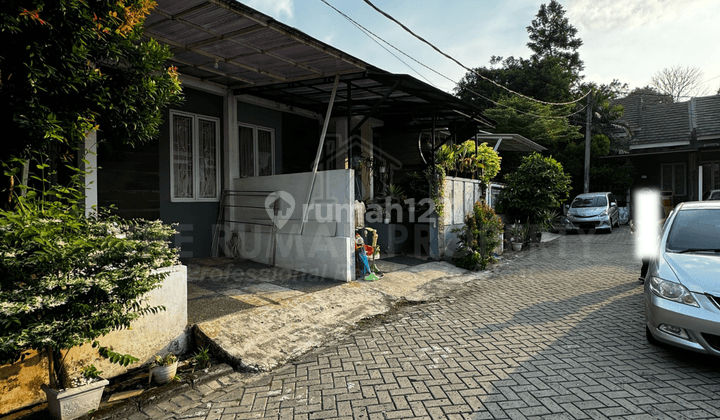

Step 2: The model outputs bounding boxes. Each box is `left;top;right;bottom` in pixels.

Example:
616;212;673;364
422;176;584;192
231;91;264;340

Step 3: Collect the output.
0;160;178;388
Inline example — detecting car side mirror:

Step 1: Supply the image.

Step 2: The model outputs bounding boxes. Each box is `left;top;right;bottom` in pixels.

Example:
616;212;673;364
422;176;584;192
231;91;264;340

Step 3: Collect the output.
611;202;617;207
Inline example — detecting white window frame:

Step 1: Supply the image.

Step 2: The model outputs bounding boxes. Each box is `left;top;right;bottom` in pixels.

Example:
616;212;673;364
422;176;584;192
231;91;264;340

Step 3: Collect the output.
238;122;275;177
169;110;221;202
661;162;686;196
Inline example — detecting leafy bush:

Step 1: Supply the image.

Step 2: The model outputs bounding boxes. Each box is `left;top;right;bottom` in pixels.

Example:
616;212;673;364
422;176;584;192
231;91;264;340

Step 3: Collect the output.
498;152;571;223
452;201;503;270
0;161;178;387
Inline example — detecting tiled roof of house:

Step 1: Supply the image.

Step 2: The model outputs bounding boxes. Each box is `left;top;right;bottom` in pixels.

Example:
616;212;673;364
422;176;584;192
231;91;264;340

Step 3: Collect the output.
692;95;720;139
635;101;690;145
613;94;674;133
612;93;720;148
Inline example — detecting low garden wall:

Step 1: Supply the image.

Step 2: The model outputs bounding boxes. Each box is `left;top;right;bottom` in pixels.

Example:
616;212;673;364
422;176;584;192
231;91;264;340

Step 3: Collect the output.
0;265;189;416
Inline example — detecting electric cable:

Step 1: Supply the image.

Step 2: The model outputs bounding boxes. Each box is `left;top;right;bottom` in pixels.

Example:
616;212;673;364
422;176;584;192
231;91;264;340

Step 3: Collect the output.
319;0;588;120
360;0;590;106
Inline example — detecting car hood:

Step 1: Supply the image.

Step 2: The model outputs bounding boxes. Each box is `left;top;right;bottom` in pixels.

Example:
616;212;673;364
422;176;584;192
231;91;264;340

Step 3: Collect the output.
660;252;720;294
569;207;604;217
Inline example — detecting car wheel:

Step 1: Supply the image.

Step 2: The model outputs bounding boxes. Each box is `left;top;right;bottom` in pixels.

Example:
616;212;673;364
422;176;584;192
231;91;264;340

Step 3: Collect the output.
607;223;613;234
646;325;659;345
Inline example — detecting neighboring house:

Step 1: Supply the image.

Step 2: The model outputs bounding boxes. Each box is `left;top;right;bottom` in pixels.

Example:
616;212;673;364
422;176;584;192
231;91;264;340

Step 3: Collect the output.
86;0;502;281
608;93;720;206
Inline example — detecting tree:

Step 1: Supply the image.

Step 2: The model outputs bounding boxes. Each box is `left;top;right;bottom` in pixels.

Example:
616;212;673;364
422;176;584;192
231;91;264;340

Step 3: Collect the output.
0;0;183;161
455;1;584;107
455;55;576;111
498;153;571;223
526;0;584;80
651;65;709;102
483;96;582;150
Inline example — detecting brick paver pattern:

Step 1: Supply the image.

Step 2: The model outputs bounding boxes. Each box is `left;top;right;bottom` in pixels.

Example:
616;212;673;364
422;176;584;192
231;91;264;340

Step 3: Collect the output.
139;226;720;419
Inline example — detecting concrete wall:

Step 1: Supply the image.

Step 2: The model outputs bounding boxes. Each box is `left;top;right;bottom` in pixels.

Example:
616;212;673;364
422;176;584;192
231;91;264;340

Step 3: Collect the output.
430;177;484;260
227;170;355;282
0;266;188;416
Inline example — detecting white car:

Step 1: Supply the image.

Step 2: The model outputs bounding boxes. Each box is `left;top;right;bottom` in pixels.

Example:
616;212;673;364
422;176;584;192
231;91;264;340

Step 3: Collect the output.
645;201;720;355
703;189;720;200
564;192;620;233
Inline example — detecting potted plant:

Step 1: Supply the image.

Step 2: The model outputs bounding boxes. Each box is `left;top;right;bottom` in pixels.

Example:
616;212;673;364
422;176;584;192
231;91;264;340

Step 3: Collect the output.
41;365;108;420
0;160;179;419
149;353;179;385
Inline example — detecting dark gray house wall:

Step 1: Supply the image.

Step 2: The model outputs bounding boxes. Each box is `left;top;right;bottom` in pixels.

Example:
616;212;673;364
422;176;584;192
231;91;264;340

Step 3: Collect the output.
160;87;224;258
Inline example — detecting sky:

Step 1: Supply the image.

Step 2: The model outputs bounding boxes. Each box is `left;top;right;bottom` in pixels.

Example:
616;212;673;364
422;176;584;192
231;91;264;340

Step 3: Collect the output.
242;0;720;99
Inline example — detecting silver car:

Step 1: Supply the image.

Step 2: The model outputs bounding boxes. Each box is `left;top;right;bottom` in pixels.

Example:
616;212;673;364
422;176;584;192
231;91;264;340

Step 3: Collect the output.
644;201;720;355
564;192;620;233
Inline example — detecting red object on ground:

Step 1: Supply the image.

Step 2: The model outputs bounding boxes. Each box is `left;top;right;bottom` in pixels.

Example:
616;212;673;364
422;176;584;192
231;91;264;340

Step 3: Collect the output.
364;245;374;256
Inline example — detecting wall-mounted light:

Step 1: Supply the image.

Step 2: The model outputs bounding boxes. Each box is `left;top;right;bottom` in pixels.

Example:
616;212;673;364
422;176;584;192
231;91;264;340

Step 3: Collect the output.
214;59;219;69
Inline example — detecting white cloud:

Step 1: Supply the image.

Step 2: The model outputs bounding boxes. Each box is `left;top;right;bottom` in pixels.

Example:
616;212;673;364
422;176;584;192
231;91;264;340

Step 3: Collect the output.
566;0;705;32
244;0;294;19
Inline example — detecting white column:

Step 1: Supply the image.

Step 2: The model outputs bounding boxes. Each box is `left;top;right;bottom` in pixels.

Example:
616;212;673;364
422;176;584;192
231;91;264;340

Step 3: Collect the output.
224;92;238;185
699;165;703;201
83;131;98;217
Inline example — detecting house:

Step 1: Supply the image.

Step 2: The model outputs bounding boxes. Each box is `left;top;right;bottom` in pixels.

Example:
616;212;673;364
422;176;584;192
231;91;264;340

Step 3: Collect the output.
607;93;720;208
85;0;504;282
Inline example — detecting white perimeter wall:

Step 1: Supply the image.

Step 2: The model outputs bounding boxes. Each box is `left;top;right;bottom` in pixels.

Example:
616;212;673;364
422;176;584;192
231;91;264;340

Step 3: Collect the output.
440;177;484;260
227;170;355;282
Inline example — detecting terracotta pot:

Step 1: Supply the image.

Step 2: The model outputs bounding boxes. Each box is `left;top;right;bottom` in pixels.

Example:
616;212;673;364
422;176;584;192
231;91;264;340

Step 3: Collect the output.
42;379;108;420
149;361;178;385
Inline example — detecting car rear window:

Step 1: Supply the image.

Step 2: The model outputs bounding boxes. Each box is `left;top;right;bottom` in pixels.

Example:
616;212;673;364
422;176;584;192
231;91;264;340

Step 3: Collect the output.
666;209;720;252
571;195;607;208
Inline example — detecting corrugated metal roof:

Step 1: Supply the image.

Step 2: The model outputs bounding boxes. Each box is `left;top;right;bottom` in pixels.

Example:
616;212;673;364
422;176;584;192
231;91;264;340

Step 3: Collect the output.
144;0;494;129
145;0;371;87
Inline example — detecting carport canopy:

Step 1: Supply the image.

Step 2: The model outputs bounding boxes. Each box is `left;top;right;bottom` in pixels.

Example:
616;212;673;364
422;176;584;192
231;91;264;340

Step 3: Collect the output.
474;133;546;152
143;0;495;130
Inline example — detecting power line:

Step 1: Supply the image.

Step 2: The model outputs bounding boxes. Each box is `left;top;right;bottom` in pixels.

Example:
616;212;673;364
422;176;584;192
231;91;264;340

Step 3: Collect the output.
360;0;590;107
317;0;434;85
318;0;585;120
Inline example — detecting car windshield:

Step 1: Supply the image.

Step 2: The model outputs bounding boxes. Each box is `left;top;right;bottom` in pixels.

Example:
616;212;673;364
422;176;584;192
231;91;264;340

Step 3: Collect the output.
709;191;720;200
666;209;720;253
571;196;607;208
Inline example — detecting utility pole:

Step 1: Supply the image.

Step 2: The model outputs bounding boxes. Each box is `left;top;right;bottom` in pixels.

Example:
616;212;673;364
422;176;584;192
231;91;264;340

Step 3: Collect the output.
584;90;593;193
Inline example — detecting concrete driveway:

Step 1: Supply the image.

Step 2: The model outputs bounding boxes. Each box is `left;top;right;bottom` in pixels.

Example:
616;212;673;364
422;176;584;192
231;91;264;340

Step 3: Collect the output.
133;225;720;419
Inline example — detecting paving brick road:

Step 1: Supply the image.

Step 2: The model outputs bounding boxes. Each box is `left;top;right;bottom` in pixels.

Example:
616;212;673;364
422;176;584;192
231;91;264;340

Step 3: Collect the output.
134;226;720;420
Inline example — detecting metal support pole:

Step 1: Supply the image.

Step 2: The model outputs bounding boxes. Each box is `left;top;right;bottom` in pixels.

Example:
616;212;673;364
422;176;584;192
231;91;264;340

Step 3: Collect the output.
584;90;593;194
300;74;340;235
347;82;352;169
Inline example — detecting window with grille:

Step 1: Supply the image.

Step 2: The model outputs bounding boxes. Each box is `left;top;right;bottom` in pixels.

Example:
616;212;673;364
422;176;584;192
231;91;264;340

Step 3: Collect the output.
238;123;275;177
170;111;220;202
661;163;686;196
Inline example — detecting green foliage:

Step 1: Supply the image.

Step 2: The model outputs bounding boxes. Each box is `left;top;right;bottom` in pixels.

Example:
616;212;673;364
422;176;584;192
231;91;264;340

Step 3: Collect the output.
192;346;211;370
93;341;140;367
152;353;178;367
0;0;183;159
508;222;530;244
452;201;504;271
499;153;571;223
81;364;103;379
526;0;584;78
0;159;178;385
438;141;501;184
483;96;582;152
455;56;577;110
